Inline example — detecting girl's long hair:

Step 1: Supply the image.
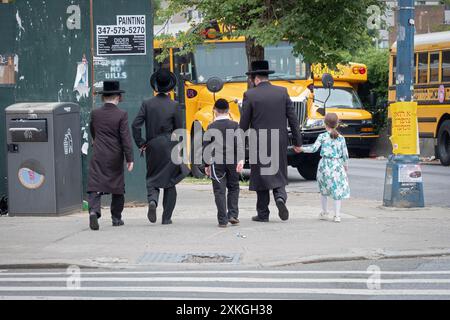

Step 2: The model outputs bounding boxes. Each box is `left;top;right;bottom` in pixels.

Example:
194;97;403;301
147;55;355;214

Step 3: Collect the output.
325;113;340;139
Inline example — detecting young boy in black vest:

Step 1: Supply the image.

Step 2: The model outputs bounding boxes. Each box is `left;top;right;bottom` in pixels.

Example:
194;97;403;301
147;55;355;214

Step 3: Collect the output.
204;99;245;228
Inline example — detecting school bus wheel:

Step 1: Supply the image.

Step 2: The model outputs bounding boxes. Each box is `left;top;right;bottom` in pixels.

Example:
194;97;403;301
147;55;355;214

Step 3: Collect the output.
437;120;450;166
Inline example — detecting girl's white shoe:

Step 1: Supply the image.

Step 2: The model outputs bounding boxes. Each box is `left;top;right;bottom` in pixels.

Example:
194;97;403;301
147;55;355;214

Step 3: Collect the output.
319;212;329;220
333;216;341;223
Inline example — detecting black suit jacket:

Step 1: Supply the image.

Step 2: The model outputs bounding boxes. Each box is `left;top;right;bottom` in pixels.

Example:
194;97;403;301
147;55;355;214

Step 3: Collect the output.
203;118;244;167
239;81;302;191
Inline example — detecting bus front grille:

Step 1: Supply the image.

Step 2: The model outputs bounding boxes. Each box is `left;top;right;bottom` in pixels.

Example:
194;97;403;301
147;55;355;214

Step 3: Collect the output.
292;101;307;126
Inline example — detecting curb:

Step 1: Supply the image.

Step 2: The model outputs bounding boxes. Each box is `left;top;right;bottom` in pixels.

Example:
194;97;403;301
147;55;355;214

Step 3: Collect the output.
260;249;450;267
1;249;450;270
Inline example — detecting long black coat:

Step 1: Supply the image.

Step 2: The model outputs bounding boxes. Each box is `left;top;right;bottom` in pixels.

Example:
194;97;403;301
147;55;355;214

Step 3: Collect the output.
240;82;302;191
87;103;134;195
132;94;189;188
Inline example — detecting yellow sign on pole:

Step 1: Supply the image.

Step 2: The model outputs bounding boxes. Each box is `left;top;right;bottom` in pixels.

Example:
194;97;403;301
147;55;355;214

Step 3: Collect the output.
389;102;420;155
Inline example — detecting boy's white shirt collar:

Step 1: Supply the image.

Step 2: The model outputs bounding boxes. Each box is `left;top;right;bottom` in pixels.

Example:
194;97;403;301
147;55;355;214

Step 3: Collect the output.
214;115;229;121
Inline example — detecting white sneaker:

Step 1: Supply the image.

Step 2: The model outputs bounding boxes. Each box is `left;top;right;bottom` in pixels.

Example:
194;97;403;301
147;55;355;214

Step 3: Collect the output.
319;212;329;220
333;216;341;223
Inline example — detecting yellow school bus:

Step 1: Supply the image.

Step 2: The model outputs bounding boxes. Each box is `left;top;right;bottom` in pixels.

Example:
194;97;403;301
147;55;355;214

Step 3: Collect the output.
389;31;450;166
311;64;378;157
154;34;376;178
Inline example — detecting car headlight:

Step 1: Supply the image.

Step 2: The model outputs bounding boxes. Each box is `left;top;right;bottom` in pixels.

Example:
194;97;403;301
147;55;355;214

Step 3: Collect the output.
303;118;325;130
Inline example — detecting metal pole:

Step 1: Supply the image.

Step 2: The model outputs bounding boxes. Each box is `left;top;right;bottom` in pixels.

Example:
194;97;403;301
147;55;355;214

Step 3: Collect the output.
383;0;424;208
396;0;415;102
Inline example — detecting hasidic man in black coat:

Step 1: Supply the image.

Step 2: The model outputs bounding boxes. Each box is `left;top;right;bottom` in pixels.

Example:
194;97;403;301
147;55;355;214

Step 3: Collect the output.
87;81;134;231
132;69;189;225
240;60;302;222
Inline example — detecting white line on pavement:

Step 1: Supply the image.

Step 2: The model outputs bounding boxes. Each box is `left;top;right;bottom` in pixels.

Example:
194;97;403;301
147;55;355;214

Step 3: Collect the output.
2;270;450;276
1;286;450;296
0;296;267;301
2;277;450;284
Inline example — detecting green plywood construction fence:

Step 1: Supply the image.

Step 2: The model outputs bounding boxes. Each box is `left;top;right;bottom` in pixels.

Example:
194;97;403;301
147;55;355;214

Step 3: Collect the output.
0;0;153;202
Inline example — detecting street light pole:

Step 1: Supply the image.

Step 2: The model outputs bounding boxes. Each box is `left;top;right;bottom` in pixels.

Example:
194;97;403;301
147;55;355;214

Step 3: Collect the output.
382;0;425;208
396;0;414;102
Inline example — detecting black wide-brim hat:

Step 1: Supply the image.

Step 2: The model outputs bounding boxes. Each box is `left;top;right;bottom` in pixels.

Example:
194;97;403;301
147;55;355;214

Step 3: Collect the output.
150;69;177;93
96;80;125;95
246;60;275;76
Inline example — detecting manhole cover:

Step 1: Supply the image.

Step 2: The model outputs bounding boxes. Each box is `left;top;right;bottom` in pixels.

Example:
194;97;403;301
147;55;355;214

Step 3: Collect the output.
137;252;240;264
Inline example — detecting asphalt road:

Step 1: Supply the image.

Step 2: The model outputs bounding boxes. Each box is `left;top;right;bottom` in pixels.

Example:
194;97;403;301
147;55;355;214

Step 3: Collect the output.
287;158;450;208
1;257;450;300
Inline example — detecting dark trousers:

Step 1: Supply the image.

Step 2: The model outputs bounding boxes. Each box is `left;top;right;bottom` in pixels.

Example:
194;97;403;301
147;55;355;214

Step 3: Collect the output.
256;187;287;219
148;186;177;222
88;192;124;221
211;164;240;225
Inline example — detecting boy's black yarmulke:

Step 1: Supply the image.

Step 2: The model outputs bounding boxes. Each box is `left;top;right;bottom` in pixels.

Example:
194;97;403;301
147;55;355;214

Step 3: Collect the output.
214;99;229;110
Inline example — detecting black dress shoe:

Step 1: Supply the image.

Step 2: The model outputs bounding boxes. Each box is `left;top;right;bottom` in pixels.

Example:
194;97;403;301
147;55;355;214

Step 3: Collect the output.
89;213;99;231
147;201;157;223
112;219;125;227
276;198;289;221
162;219;172;225
252;215;269;222
229;217;240;225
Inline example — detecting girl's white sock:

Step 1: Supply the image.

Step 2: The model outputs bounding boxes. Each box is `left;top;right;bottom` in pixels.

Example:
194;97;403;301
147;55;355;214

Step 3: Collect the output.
334;200;342;218
321;195;328;213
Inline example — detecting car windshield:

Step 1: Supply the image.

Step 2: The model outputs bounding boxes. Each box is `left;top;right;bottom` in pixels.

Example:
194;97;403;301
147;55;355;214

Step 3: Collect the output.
193;41;307;83
314;87;363;109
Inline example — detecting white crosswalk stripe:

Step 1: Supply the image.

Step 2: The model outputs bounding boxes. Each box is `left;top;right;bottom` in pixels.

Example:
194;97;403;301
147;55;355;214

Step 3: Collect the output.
1;270;450;299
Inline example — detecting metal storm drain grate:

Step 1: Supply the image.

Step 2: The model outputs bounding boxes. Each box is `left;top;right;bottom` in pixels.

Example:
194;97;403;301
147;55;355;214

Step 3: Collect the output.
137;252;241;264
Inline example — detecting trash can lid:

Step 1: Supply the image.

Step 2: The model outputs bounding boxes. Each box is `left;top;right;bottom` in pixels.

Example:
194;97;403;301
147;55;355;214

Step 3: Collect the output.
5;102;80;114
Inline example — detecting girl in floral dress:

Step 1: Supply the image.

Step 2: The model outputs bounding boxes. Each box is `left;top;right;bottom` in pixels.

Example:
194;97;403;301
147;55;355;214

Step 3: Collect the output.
301;113;350;222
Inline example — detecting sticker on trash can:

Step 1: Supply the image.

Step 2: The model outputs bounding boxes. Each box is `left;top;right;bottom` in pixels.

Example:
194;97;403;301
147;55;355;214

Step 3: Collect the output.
398;164;422;183
18;160;45;189
64;128;74;155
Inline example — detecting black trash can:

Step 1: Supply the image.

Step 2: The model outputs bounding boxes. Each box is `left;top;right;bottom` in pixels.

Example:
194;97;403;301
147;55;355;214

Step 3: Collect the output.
5;103;82;216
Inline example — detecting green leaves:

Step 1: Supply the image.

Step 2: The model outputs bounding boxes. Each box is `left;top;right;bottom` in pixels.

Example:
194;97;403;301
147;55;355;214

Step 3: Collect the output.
155;0;385;67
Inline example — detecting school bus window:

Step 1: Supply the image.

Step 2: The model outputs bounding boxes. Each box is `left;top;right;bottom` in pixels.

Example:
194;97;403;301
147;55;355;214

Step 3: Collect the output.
443;50;450;82
413;53;417;84
392;55;397;85
429;52;440;82
418;52;428;83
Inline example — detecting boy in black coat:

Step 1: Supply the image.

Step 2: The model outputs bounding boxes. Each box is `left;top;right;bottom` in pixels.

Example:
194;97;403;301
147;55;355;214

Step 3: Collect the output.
204;99;244;228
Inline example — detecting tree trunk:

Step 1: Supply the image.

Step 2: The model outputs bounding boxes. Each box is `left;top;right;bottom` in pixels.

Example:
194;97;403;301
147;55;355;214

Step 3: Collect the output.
245;37;265;88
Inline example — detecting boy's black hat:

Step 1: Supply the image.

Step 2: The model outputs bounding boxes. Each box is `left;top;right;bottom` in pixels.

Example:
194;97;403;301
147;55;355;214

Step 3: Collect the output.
214;99;229;111
96;80;125;95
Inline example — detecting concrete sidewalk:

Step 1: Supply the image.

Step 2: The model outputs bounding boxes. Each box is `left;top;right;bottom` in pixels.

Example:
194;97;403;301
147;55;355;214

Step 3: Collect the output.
1;183;450;269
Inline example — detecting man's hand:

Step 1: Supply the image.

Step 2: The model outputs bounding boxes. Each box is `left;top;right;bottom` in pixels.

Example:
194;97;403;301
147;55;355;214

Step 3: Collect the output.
293;146;302;154
127;162;134;172
236;160;244;173
205;166;211;177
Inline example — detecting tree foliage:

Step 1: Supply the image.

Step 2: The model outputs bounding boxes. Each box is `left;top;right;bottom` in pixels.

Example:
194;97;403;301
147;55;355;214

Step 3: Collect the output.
156;0;384;68
352;47;390;131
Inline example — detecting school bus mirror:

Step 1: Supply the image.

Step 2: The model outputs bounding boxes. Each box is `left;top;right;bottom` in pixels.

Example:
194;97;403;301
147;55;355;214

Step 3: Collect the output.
206;77;224;93
317;107;326;117
321;73;334;89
